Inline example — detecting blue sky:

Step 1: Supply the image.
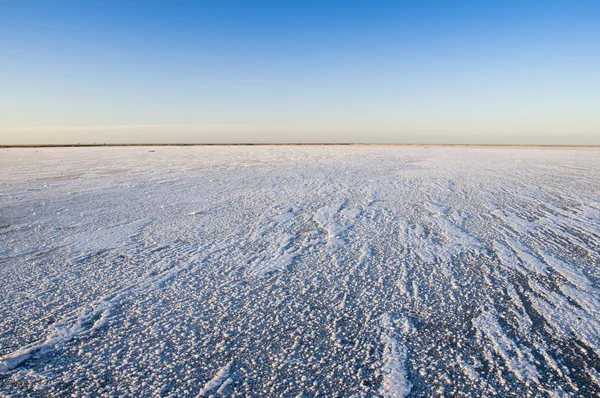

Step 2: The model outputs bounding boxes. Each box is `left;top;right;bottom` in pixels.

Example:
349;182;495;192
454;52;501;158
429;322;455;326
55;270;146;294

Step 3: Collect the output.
1;0;599;144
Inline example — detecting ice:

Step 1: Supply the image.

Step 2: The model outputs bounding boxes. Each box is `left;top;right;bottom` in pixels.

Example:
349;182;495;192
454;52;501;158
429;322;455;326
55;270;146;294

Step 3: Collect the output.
1;145;599;396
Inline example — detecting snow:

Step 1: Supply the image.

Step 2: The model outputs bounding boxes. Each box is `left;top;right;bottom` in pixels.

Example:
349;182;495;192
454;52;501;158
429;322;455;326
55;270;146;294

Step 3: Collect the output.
198;361;232;396
379;313;412;398
1;145;599;396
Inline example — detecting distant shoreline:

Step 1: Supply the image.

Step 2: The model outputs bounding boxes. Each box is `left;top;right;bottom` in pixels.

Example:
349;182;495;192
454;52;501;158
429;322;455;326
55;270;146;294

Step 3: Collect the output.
1;143;599;149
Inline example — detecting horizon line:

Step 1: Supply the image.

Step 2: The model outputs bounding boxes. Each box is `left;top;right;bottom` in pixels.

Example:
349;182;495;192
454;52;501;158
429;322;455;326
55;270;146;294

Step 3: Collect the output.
2;143;600;149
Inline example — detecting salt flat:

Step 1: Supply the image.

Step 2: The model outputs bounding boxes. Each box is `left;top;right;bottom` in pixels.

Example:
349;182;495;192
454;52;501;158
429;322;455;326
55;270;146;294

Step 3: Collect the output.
1;146;599;397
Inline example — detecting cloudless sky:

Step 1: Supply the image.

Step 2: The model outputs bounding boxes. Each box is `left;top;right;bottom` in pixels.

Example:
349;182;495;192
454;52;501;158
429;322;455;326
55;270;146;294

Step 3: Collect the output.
1;0;599;144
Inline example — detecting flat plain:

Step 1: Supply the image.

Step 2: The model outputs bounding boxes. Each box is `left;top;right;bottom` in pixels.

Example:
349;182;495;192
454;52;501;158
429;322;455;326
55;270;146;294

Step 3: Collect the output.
1;146;599;397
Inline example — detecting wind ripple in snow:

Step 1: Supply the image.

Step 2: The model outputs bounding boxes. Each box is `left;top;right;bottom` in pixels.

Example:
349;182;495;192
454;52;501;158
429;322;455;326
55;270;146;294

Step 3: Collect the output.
380;313;412;398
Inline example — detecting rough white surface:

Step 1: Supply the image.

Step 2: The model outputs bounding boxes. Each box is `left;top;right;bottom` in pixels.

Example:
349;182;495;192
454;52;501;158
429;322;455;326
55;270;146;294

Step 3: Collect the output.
1;145;599;396
380;313;412;398
198;361;232;396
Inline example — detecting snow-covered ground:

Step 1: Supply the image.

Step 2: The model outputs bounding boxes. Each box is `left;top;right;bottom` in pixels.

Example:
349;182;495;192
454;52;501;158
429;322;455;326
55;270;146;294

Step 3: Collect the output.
1;145;599;397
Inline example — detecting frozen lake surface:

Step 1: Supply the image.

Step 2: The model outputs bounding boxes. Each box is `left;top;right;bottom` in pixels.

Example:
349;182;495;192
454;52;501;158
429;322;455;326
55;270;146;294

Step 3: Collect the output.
1;146;599;397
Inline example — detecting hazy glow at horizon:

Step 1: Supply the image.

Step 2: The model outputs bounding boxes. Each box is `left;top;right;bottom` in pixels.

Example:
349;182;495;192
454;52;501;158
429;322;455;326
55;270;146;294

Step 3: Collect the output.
1;1;599;145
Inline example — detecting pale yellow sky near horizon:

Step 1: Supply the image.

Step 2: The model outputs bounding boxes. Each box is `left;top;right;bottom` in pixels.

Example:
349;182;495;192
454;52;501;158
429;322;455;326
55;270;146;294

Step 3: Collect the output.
1;123;598;145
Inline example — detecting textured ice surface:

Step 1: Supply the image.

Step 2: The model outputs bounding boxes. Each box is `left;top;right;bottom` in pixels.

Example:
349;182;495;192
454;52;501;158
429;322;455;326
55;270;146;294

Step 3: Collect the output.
1;145;599;396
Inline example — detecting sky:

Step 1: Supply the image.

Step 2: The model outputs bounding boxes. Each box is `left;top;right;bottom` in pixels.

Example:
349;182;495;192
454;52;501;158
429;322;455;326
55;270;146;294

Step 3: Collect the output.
1;0;599;145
